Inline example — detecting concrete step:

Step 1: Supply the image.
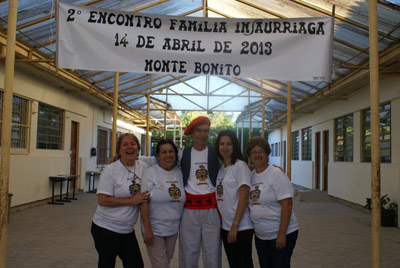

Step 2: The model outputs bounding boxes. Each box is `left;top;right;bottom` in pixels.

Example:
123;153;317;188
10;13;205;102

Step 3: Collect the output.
293;185;331;202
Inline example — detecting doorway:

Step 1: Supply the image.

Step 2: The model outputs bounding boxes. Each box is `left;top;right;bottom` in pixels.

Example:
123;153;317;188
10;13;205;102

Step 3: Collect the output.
70;121;79;188
315;132;321;189
283;141;286;172
323;130;329;191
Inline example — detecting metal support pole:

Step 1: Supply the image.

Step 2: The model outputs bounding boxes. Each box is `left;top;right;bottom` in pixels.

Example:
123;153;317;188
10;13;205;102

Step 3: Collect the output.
248;90;252;139
180;120;183;148
261;97;266;138
249;113;252;139
164;88;168;138
111;72;119;158
286;81;292;179
241;121;244;153
146;93;150;156
1;1;18;266
173;114;176;144
203;0;208;17
369;1;381;267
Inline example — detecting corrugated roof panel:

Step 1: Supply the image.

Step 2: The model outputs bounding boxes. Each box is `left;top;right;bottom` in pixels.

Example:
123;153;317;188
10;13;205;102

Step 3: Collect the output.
209;96;254;111
184;76;206;93
0;0;398;125
333;42;365;65
90;0;152;11
143;0;203;16
18;19;57;46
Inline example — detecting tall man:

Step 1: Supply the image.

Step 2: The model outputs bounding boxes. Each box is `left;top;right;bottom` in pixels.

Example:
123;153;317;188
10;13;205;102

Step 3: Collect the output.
179;116;221;268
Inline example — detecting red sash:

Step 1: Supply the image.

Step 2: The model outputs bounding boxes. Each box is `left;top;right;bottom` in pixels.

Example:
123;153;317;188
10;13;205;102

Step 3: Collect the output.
184;192;217;210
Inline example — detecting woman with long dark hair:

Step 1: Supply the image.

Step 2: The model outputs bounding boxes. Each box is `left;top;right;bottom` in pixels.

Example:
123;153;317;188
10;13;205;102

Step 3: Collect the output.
215;130;254;268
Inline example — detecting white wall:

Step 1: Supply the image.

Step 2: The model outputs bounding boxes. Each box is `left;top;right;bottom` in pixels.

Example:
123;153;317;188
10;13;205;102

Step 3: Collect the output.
1;64;147;206
267;77;400;211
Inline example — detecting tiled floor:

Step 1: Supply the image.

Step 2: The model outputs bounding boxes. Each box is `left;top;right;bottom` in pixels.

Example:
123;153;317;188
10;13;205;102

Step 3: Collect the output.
6;193;400;268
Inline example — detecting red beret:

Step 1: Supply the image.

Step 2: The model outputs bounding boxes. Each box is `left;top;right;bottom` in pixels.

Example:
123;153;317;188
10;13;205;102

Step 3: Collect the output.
184;116;211;135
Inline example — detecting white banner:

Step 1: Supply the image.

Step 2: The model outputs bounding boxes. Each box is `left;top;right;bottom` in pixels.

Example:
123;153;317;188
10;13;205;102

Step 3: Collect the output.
57;2;333;82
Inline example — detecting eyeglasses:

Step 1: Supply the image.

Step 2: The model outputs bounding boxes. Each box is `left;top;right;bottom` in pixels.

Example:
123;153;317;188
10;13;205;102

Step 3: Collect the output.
250;150;266;156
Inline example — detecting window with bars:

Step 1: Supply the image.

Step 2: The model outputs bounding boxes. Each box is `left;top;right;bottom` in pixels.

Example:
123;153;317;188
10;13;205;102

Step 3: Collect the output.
271;143;275;156
97;128;110;166
335;114;354;162
291;130;299;160
0;91;30;150
275;142;280;156
362;103;391;163
97;128;122;166
301;127;312;161
277;142;280;156
37;103;64;150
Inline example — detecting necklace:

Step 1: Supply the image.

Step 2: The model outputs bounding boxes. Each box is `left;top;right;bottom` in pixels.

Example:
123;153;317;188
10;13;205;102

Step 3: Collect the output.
120;160;141;195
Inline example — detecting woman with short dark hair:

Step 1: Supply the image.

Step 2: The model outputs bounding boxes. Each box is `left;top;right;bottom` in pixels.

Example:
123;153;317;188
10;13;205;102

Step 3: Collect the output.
247;137;299;268
140;139;185;268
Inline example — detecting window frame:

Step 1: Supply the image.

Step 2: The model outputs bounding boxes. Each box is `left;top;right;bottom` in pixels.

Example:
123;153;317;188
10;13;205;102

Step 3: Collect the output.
362;102;391;163
334;113;354;162
301;127;312;161
0;90;31;154
97;127;110;167
36;102;64;150
291;130;299;160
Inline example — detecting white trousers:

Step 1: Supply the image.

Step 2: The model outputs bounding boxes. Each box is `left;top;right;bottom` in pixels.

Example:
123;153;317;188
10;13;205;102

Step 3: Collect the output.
179;208;221;268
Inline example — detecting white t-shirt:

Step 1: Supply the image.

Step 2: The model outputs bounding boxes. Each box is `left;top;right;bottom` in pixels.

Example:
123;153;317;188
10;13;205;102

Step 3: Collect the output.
249;165;299;240
141;165;186;236
92;159;148;234
185;147;215;194
216;160;253;231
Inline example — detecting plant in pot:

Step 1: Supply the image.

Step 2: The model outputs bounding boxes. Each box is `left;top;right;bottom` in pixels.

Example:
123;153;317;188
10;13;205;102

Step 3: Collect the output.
364;194;398;227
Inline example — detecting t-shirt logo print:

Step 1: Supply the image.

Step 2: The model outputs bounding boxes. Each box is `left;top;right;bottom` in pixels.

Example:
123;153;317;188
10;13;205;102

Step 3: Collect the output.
250;185;261;205
168;183;182;202
195;164;209;185
216;181;223;201
129;174;141;195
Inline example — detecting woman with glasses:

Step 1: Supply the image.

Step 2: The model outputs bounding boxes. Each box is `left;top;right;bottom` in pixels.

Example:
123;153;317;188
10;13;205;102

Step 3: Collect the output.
247;137;299;268
215;130;254;268
140;139;185;268
91;133;150;268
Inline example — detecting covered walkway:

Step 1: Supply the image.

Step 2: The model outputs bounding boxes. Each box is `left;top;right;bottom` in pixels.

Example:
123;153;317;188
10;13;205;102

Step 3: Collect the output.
6;192;400;268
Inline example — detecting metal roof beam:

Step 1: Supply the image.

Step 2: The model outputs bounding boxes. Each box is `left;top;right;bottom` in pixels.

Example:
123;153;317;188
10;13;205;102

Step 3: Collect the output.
104;74;150;91
209;77;240;94
378;0;400;12
16;0;103;30
118;74;169;93
235;0;369;54
210;89;248;110
290;0;398;42
120;75;185;94
169;75;204;95
268;42;400;127
0;31;145;121
168;87;207;110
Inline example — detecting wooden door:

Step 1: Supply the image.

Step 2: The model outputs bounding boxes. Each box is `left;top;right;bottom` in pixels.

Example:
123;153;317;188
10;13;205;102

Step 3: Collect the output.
323;130;329;191
283;141;286;172
70;121;79;188
315;132;321;189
